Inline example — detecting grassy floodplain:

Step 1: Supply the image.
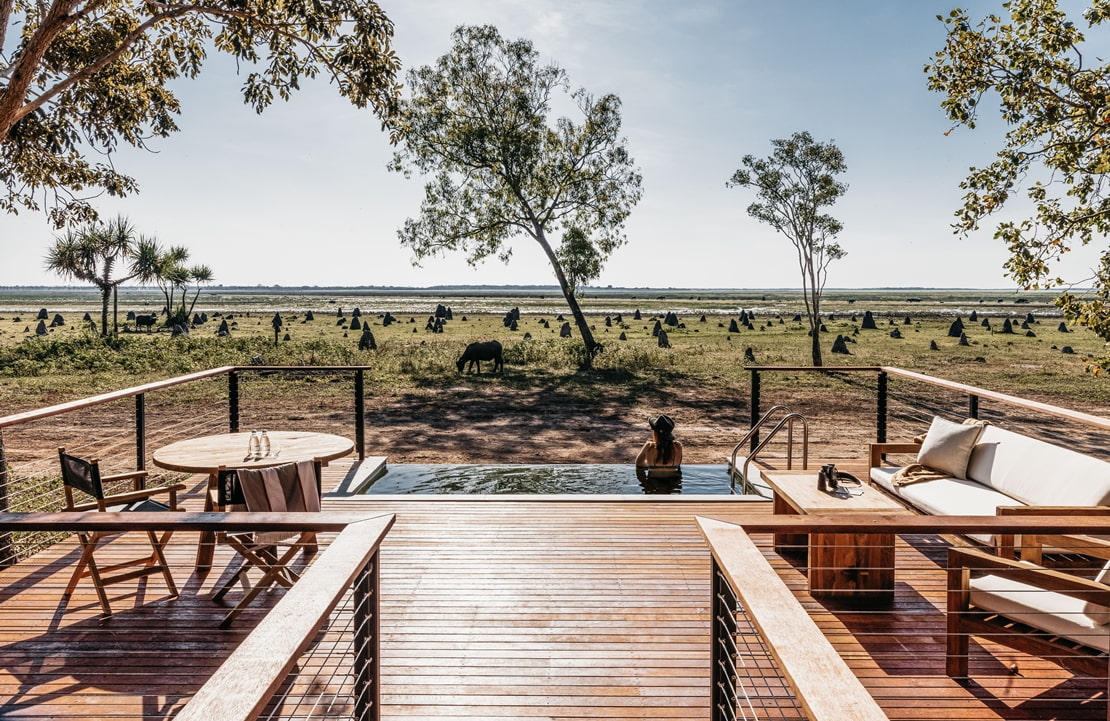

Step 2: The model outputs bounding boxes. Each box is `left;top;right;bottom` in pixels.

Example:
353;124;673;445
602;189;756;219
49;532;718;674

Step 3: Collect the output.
1;285;1108;413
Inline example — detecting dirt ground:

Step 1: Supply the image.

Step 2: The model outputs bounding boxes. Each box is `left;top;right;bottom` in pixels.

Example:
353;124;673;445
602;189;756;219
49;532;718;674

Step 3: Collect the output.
2;369;881;472
355;381;866;466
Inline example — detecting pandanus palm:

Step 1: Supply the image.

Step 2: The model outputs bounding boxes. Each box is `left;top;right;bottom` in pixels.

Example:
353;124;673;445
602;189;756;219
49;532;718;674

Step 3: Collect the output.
132;238;191;325
43;216;140;337
186;265;214;318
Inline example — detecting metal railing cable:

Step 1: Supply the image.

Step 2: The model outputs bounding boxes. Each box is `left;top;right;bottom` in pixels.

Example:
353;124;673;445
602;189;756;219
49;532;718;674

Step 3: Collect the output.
713;565;804;720
699;516;890;721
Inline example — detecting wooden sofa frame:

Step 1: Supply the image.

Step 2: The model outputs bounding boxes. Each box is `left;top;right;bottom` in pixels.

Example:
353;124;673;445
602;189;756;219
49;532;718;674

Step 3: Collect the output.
947;544;1110;708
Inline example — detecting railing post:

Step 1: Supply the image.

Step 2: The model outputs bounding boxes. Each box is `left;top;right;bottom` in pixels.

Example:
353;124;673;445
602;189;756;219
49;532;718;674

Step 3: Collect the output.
969;394;979;420
877;370;888;443
0;430;11;569
355;369;366;461
749;369;761;452
135;393;146;470
353;551;380;721
228;371;240;433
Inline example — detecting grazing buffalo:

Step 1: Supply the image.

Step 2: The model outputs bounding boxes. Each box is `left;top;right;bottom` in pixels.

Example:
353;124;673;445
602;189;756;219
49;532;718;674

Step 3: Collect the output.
457;340;503;374
134;314;157;332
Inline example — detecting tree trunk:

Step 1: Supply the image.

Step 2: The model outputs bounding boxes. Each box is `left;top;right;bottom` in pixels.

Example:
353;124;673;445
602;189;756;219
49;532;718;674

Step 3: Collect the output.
806;283;823;366
112;285;119;338
0;2;73;142
534;230;598;367
809;307;823;366
99;285;111;338
800;246;823;367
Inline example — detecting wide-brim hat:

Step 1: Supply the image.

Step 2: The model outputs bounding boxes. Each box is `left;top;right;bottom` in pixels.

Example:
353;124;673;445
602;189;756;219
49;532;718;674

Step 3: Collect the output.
649;414;675;437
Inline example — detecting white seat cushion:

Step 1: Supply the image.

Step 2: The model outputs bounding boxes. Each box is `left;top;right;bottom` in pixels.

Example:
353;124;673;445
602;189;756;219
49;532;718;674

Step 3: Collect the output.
871;466;1020;516
871;466;1021;544
869;465;901;494
897;478;1020;518
970;573;1110;653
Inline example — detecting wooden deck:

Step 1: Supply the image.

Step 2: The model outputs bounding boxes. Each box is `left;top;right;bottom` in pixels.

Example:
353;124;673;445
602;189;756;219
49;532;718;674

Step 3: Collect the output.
0;459;1106;720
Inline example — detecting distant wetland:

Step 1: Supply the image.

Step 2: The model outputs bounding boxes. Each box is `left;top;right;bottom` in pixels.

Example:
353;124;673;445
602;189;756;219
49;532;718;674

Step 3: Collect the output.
2;285;1108;465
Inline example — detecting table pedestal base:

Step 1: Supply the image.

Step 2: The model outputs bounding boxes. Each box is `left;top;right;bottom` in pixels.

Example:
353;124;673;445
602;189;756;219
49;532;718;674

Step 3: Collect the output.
772;491;896;607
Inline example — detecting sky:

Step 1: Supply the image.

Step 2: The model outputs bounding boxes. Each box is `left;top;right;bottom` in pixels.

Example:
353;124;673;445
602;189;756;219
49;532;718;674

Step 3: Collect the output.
1;0;1105;290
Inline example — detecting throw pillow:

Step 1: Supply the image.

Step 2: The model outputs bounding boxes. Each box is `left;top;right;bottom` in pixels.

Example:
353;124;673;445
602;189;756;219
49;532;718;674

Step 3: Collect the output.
916;416;985;480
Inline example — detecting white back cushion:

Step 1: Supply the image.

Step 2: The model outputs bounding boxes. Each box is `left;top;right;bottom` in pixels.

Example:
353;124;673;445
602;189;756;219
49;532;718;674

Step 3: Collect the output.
966;424;1110;506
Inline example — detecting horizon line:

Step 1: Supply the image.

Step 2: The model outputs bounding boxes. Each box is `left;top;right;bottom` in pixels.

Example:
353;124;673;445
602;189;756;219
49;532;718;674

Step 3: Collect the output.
0;284;1063;293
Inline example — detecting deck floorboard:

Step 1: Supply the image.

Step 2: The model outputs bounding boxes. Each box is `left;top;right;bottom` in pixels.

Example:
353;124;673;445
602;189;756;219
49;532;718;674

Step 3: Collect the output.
0;458;1104;720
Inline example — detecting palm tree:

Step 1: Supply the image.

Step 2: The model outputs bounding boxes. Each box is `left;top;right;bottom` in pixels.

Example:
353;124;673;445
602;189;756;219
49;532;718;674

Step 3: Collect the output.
132;239;190;325
44;216;141;337
185;265;214;318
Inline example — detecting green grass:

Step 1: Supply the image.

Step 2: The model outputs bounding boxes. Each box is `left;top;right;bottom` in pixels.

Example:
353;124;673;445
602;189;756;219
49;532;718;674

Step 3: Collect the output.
1;291;1107;412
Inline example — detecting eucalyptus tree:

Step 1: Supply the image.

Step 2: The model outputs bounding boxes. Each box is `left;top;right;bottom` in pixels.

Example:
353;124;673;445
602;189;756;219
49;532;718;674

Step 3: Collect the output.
43;215;142;336
727;131;847;366
1;1;401;227
389;25;642;365
927;0;1110;370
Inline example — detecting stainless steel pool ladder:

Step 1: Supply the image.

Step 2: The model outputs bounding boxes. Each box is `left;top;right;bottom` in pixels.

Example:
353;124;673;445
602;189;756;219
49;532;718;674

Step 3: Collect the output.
728;405;809;495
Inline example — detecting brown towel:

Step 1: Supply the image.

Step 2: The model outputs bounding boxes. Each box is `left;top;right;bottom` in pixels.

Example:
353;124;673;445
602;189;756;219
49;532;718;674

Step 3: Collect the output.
238;462;320;543
296;460;321;512
891;463;953;487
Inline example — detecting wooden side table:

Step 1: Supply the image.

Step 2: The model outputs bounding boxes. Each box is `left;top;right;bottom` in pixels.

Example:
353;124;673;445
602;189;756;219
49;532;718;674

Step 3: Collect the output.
764;470;913;605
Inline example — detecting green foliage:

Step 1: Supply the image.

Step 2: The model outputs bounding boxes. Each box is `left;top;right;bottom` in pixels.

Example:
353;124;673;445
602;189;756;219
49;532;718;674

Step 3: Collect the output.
1;1;401;227
43;215;143;336
926;0;1110;369
389;25;643;364
131;238;212;326
727;131;848;366
557;227;604;296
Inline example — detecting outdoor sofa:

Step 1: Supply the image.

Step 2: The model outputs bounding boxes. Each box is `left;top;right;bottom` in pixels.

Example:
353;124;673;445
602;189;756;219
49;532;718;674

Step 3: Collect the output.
868;416;1110;544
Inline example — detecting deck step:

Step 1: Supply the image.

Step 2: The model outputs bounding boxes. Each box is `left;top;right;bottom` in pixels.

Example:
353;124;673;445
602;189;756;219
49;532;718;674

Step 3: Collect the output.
325;456;387;495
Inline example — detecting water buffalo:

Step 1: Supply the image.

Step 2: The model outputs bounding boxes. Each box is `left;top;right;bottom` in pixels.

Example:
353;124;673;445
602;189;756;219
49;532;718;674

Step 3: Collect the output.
457;340;503;374
134;314;157;332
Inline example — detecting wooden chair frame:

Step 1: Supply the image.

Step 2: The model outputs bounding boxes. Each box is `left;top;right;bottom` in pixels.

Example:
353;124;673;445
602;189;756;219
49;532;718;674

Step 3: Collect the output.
995;506;1110;563
210;461;322;629
58;447;185;616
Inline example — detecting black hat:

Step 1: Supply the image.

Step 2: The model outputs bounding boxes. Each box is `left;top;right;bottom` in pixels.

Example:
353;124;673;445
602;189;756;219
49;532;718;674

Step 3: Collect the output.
649;414;675;437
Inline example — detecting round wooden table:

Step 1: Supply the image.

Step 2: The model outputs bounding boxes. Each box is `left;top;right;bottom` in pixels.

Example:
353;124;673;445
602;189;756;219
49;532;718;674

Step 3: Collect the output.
153;431;354;474
153;431;354;572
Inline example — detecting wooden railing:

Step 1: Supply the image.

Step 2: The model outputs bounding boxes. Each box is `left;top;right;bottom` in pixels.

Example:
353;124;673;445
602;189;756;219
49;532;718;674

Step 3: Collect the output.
0;365;372;567
697;513;1110;721
745;365;1110;459
699;516;888;721
0;511;395;721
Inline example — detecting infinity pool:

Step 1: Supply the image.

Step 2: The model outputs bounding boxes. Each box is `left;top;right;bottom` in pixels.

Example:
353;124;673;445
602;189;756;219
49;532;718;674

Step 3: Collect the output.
359;463;747;495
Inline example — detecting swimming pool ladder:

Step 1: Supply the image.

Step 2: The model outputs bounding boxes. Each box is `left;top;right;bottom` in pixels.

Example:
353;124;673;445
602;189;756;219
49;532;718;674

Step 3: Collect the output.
728;405;809;495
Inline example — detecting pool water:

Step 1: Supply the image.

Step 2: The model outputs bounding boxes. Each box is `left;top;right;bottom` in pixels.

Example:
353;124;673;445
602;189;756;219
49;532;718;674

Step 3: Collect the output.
360;463;745;495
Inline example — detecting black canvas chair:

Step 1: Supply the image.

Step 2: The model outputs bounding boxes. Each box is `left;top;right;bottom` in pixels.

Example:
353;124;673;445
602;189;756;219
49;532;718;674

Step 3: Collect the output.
211;460;322;628
58;448;185;616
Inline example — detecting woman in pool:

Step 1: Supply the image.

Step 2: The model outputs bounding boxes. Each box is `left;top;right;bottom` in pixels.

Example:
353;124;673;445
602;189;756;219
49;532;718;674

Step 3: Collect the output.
635;414;683;476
